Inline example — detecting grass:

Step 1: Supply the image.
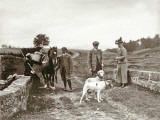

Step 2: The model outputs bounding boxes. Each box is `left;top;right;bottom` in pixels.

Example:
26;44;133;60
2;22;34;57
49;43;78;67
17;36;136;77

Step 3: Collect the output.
106;85;160;119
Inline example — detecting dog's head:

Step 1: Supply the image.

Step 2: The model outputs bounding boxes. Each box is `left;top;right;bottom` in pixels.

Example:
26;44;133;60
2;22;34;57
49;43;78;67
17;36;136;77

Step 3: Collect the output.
97;70;105;78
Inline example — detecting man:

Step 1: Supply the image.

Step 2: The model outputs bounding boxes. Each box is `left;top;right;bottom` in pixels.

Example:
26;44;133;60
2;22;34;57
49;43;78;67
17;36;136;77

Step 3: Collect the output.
57;47;73;91
115;37;128;88
88;41;103;76
22;43;46;87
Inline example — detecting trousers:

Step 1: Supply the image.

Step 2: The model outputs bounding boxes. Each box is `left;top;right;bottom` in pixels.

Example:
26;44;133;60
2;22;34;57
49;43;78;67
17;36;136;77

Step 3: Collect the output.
60;67;72;90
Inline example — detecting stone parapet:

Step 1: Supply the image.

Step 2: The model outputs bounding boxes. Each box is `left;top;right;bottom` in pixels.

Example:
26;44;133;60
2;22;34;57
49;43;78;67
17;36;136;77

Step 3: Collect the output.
0;55;24;79
113;69;160;92
0;76;31;119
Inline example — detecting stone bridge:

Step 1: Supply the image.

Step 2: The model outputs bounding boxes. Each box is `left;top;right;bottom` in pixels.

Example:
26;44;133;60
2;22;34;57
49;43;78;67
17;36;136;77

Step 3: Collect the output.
1;49;160;119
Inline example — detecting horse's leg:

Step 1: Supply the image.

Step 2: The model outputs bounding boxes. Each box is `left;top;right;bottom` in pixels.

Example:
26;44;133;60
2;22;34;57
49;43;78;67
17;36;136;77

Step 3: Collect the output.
55;70;58;83
51;73;55;87
42;71;47;88
48;74;52;88
49;74;55;90
46;74;50;88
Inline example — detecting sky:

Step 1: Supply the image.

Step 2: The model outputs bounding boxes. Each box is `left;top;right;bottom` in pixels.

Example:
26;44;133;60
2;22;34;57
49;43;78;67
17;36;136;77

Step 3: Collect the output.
0;0;159;50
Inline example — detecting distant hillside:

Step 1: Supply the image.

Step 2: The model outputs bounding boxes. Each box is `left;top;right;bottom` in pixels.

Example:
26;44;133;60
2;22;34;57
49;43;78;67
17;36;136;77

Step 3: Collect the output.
72;47;160;78
105;34;160;52
1;46;160;78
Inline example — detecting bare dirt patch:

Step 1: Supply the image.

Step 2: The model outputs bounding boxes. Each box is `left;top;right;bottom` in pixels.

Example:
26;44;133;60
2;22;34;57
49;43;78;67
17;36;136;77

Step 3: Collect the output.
12;75;129;120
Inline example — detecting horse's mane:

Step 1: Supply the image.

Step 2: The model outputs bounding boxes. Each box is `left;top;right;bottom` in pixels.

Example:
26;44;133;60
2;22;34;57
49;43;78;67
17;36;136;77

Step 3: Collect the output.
48;49;51;57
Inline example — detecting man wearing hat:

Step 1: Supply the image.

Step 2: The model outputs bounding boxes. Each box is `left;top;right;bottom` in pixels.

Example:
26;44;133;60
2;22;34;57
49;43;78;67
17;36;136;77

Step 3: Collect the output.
57;47;73;91
88;41;103;76
115;37;128;88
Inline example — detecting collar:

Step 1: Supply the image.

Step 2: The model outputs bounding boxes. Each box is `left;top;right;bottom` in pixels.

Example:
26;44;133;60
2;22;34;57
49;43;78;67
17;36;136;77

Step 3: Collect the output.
96;76;103;80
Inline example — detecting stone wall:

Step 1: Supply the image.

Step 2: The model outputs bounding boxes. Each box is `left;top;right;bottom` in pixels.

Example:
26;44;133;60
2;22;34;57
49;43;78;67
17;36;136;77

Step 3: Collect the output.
113;69;160;92
0;55;24;79
0;76;31;119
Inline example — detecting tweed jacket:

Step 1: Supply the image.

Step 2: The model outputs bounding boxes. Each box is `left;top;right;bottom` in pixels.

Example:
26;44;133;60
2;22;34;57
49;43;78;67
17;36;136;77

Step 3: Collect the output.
117;47;127;64
57;53;73;73
88;48;102;70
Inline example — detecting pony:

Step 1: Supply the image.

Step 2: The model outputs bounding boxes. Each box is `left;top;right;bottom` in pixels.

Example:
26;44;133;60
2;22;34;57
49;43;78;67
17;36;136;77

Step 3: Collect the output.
41;47;58;89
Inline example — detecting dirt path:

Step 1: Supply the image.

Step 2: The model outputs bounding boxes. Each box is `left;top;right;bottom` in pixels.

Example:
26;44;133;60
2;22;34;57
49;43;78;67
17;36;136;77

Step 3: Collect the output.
12;75;130;120
11;66;160;120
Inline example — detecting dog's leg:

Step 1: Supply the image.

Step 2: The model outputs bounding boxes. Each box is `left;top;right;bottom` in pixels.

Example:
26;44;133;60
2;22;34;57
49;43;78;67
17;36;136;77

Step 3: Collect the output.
97;90;101;103
80;87;87;104
99;91;104;101
94;91;97;100
85;92;89;101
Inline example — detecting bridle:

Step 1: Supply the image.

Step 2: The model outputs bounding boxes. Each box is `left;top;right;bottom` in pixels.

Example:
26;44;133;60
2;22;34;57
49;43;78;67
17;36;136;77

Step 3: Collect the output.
48;47;58;65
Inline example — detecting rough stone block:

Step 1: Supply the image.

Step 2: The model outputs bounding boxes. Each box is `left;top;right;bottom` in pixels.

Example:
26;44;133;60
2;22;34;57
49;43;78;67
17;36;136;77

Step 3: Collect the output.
138;72;149;81
150;73;160;82
0;76;31;119
113;69;160;93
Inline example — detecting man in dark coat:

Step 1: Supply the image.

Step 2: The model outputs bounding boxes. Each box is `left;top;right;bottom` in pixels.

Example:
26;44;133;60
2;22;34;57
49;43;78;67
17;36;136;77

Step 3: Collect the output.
57;47;73;91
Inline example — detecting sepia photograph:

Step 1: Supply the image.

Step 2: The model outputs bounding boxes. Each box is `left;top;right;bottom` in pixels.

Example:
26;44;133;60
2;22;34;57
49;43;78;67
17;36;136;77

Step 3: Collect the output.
0;0;160;119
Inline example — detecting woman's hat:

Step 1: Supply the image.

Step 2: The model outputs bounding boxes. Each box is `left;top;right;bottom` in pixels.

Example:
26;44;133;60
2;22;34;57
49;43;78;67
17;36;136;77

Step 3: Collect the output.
115;37;123;44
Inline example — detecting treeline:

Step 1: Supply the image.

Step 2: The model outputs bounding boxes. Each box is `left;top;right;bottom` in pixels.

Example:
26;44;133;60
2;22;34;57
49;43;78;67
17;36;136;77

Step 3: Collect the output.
123;34;160;52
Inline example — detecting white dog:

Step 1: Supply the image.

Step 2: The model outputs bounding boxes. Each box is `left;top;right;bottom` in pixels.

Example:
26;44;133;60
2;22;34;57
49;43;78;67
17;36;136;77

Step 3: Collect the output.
80;70;112;103
80;80;112;103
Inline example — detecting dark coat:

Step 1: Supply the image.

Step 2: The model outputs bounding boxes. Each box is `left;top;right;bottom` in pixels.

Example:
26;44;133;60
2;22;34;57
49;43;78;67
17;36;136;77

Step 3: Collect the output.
88;48;103;71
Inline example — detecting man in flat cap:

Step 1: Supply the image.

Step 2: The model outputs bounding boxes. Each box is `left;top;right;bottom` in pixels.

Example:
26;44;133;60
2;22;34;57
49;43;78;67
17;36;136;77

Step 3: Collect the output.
88;41;103;76
56;47;73;91
115;37;128;88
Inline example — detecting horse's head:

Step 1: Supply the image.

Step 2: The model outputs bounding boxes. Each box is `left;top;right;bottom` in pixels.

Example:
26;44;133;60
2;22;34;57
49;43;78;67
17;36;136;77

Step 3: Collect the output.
48;46;58;59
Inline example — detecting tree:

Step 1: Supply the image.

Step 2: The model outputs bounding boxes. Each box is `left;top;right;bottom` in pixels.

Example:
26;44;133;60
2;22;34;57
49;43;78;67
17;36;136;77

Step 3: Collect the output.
33;34;50;47
1;44;8;48
123;40;138;52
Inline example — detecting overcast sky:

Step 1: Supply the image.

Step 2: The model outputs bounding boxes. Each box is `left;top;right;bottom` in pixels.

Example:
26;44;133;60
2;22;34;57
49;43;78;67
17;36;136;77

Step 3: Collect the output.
0;0;159;50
